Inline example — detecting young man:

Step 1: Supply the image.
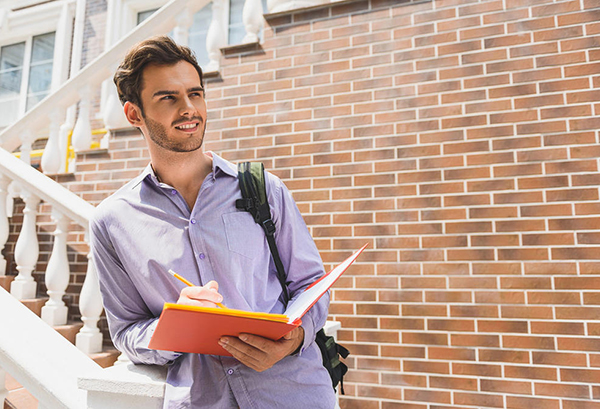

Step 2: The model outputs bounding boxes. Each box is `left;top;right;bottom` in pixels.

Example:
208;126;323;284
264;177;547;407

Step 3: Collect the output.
90;36;336;408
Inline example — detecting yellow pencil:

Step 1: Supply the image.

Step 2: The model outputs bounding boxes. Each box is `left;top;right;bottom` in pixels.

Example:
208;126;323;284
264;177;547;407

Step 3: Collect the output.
168;269;226;309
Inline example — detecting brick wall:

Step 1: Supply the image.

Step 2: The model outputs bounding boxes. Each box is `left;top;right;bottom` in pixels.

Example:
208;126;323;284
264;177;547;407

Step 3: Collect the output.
6;0;600;406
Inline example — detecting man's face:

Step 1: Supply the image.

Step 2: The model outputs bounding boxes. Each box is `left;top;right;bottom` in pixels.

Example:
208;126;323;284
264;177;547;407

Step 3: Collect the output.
136;61;207;153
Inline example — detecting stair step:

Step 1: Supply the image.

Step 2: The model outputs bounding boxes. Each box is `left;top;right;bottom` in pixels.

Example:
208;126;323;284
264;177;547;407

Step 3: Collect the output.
0;276;15;292
90;348;121;368
54;322;84;345
4;373;37;409
19;298;47;317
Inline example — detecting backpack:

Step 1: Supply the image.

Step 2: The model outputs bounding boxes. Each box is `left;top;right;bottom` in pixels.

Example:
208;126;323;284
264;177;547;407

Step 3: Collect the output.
235;161;350;394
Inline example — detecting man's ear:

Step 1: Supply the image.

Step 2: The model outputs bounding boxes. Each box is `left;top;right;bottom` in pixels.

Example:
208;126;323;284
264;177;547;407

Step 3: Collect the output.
124;101;143;127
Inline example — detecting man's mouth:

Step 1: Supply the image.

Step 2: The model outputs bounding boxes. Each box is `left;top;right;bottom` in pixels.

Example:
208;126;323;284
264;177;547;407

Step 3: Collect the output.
175;122;199;131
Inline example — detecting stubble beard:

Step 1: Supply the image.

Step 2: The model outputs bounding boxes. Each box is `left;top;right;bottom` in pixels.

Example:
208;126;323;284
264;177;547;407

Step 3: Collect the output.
145;115;206;153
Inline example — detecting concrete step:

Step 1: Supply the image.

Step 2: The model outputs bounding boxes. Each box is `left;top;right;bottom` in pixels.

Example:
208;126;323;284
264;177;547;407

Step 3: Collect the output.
4;373;37;409
54;322;83;345
0;276;15;292
90;348;121;368
19;299;47;318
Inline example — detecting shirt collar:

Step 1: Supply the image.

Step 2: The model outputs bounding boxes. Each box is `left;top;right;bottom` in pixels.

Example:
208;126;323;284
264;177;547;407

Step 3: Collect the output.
134;151;238;189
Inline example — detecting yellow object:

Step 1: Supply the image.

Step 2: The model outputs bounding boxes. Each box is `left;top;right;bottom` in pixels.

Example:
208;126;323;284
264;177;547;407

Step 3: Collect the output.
163;303;289;323
168;269;227;309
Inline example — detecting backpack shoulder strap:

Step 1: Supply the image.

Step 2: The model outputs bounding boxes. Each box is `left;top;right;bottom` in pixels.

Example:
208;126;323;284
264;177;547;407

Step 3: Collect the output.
235;162;290;305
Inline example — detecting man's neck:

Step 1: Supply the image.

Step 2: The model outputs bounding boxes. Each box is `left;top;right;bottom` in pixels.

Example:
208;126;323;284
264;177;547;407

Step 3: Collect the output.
150;148;213;209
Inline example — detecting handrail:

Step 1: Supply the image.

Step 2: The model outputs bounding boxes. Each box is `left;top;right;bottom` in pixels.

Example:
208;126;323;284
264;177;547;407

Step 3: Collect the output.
0;147;93;227
0;0;211;153
0;287;101;408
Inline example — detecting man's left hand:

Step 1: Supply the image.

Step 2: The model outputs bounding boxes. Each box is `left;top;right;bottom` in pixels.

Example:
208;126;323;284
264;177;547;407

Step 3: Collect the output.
219;326;305;372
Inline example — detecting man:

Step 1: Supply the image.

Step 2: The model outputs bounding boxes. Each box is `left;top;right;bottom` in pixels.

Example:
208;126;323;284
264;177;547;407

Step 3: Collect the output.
90;36;336;408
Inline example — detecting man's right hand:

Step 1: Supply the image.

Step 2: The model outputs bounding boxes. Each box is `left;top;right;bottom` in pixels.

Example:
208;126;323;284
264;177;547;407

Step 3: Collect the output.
177;280;223;307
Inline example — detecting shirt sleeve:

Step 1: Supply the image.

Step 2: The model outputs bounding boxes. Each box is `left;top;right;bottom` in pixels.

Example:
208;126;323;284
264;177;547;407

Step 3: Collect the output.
89;210;182;365
267;174;329;355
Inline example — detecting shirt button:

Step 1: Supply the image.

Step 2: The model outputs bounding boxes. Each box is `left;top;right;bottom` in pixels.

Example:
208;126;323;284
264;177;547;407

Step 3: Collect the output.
190;219;197;224
199;253;206;260
227;369;234;375
171;190;177;195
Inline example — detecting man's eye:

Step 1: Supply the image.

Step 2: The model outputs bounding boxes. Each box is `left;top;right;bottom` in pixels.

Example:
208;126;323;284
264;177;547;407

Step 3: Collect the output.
190;92;203;98
161;96;174;101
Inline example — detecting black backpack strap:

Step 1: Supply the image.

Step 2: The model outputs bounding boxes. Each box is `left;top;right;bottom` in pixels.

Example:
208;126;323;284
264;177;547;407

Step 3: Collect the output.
235;162;290;305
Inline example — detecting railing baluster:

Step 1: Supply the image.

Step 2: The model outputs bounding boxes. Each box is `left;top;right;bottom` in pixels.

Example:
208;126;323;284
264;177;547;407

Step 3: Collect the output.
10;189;40;300
41;210;70;326
206;0;227;72
71;86;92;152
76;229;103;354
242;0;263;44
41;111;62;175
0;175;9;276
173;11;192;46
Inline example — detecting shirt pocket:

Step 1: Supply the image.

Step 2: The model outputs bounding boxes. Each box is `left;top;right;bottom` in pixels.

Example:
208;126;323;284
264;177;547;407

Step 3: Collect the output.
222;211;265;259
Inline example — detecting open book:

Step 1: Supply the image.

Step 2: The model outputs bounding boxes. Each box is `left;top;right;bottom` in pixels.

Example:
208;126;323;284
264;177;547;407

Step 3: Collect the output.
148;244;367;356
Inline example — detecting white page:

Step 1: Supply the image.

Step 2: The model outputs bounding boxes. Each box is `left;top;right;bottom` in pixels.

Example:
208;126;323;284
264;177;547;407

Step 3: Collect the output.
284;245;367;323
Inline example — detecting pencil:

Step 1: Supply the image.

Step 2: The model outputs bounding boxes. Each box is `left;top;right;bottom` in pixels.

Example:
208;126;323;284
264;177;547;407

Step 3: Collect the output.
168;269;226;309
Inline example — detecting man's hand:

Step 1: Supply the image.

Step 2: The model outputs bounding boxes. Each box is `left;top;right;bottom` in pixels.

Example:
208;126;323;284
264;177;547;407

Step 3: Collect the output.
219;326;305;372
177;280;223;307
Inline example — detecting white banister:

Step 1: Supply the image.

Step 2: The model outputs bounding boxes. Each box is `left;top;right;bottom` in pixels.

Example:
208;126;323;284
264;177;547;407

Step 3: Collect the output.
10;190;40;300
0;175;9;276
242;0;264;44
206;0;227;72
41;210;70;326
72;86;93;152
41;111;63;175
0;286;101;408
19;138;32;167
0;148;93;228
102;79;129;131
76;230;104;354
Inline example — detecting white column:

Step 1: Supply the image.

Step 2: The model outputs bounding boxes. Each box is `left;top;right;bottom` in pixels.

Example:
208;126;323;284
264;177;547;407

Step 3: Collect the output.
41;111;63;175
0;367;7;408
0;175;9;276
71;86;92;152
173;11;192;46
205;0;227;72
10;190;40;300
41;210;70;326
242;0;264;44
19;137;32;166
102;78;129;130
76;229;103;354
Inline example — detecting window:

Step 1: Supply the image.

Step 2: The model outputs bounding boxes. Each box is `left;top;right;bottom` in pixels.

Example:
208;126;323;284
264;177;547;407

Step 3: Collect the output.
0;32;55;128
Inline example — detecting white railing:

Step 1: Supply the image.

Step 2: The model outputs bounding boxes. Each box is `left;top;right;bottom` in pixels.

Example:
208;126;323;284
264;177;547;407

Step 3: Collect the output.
0;148;104;356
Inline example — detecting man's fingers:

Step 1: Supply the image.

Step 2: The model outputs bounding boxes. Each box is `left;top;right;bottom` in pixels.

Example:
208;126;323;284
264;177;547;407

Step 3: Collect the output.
177;282;223;306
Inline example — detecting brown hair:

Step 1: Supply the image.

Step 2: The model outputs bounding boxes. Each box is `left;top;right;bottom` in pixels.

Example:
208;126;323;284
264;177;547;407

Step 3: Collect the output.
113;36;204;112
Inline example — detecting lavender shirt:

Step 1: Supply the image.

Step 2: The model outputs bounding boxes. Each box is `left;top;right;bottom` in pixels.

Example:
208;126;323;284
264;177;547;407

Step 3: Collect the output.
90;152;335;408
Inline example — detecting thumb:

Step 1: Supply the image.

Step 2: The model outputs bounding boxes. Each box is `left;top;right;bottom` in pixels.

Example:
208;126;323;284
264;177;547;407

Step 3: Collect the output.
205;280;219;293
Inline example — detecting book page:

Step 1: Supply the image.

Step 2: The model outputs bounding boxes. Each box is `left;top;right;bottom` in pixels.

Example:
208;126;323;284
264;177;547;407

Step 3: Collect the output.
284;244;367;323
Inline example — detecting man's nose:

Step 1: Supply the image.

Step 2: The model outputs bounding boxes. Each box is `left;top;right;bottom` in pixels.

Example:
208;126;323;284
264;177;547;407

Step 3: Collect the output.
179;96;197;117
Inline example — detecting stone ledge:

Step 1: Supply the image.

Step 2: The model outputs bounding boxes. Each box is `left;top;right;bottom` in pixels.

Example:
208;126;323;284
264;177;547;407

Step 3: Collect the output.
264;0;359;20
220;41;262;57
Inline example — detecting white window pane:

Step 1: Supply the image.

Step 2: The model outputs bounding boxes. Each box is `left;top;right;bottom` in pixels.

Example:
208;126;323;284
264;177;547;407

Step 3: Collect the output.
30;32;55;63
0;71;22;96
26;91;48;110
0;42;25;71
27;62;52;93
189;5;212;68
0;97;20;128
137;9;158;25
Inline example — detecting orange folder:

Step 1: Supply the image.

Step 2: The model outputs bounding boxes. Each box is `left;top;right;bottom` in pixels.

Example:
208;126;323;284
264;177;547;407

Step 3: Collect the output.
148;244;368;356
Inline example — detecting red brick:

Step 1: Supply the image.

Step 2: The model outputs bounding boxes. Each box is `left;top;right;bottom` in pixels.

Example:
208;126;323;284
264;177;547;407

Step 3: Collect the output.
481;378;532;395
506;396;560;409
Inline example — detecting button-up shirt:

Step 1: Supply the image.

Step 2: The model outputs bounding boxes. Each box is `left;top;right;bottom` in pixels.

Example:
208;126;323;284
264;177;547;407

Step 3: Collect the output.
90;152;335;408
